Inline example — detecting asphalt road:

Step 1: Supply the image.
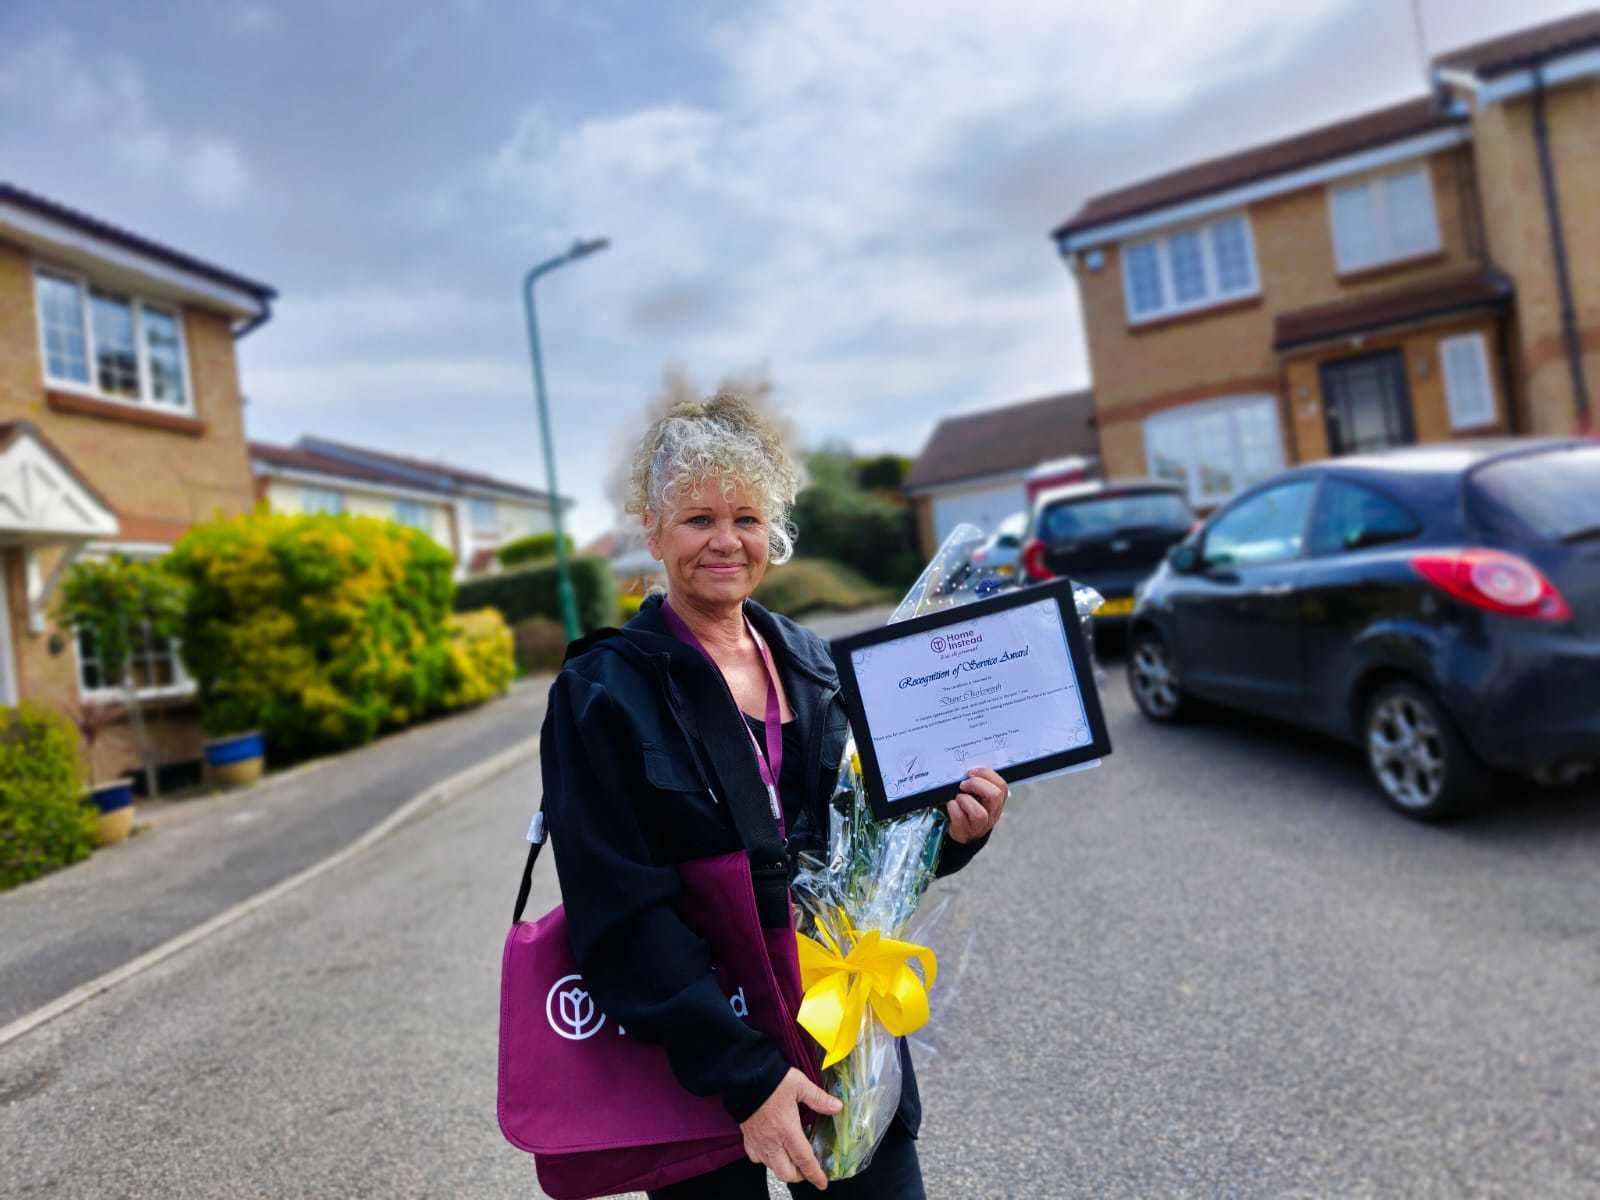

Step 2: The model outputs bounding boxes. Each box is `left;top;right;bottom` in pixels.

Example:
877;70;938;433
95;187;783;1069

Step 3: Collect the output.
5;645;1600;1197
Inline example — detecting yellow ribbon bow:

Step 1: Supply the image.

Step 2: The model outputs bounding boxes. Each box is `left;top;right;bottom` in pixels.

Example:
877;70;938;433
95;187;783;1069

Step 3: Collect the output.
795;916;938;1069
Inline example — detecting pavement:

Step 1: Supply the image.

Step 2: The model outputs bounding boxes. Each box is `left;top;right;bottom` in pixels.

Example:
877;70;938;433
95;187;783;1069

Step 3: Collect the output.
0;676;548;1031
6;617;1600;1197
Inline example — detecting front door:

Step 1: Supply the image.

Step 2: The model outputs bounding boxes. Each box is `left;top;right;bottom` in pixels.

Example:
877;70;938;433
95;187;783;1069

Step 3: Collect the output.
1320;351;1415;456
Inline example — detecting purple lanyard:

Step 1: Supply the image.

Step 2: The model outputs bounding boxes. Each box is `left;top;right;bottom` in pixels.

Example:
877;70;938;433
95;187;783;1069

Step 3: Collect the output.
660;598;786;834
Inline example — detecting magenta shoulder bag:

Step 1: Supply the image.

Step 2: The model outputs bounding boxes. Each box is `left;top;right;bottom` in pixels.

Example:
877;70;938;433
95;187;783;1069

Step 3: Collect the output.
497;606;820;1199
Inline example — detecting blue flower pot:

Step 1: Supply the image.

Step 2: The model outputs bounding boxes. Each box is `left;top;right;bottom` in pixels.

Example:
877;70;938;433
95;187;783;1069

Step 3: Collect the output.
88;780;136;845
204;730;265;787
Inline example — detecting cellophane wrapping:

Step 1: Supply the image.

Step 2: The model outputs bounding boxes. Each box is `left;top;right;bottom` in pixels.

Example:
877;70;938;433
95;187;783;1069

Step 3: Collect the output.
791;524;1104;1178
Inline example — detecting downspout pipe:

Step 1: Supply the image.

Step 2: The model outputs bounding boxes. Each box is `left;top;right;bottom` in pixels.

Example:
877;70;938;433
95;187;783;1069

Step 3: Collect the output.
233;293;275;340
1531;64;1592;433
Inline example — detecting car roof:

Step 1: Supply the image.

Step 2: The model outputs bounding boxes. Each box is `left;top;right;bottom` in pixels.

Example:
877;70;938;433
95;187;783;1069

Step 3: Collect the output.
1033;476;1185;507
1302;437;1582;478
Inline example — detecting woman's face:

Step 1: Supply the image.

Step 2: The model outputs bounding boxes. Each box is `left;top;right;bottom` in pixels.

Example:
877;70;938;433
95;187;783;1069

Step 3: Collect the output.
648;479;772;610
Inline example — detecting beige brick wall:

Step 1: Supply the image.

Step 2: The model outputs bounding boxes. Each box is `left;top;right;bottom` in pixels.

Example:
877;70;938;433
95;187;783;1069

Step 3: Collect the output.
1470;79;1600;436
0;237;258;783
1077;146;1486;478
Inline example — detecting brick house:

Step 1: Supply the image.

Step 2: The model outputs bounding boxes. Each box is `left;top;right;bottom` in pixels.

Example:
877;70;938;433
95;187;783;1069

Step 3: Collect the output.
1052;11;1600;510
0;184;275;784
250;436;570;580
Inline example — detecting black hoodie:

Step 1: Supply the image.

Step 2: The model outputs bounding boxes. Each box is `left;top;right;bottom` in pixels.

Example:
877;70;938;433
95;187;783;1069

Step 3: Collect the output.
539;592;988;1127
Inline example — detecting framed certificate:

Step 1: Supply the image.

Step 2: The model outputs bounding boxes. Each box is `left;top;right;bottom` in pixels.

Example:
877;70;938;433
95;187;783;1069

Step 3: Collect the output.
829;578;1112;820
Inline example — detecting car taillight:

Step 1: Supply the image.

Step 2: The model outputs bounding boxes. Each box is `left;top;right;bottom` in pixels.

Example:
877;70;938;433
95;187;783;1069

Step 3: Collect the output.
1410;549;1572;621
1021;538;1052;581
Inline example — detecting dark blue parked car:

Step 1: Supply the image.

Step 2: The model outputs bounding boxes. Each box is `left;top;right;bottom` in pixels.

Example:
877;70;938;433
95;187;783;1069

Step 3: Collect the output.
1127;438;1600;820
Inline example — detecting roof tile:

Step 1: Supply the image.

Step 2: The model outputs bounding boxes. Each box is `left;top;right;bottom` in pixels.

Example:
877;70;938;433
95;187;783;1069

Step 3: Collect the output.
904;390;1099;491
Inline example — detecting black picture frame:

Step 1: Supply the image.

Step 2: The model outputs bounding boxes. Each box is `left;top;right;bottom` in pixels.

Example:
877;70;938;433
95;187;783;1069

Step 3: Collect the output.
829;578;1112;821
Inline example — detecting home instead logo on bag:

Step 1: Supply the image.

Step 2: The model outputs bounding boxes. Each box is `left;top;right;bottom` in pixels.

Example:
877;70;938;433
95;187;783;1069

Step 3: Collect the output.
545;974;749;1040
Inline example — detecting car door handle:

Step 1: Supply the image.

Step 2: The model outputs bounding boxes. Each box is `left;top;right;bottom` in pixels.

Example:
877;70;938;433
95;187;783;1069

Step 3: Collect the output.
1255;583;1294;596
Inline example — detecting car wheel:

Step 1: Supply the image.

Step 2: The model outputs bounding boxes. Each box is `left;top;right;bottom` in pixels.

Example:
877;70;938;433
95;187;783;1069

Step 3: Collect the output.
1363;681;1489;821
1128;631;1184;722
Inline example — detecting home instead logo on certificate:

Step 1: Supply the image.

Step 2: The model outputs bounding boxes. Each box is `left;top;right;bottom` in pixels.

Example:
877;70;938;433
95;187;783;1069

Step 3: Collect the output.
850;597;1094;802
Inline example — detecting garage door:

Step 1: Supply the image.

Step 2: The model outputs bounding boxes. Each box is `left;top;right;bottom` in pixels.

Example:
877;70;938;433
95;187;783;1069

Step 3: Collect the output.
931;484;1028;545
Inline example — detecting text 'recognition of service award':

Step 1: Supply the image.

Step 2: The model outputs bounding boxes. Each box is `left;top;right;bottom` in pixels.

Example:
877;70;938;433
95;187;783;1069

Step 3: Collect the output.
833;579;1111;819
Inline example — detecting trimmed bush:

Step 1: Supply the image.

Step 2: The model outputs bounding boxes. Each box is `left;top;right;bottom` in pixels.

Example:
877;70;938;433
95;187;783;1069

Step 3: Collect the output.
0;703;92;891
792;453;922;590
165;509;458;761
454;555;616;634
754;558;895;619
498;532;575;569
511;616;569;674
443;609;515;709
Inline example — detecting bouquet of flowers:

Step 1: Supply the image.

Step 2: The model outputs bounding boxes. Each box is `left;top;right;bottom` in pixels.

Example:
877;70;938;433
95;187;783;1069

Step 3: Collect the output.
790;524;1104;1179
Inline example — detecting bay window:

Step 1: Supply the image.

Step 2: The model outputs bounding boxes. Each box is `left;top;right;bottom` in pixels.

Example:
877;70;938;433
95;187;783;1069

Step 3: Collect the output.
1143;395;1286;508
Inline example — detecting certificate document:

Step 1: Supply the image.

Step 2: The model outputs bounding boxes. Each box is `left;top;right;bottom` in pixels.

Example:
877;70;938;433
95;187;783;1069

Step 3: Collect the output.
830;578;1112;819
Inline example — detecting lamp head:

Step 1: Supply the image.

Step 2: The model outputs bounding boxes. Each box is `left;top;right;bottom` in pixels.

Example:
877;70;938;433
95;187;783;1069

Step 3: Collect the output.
569;237;610;260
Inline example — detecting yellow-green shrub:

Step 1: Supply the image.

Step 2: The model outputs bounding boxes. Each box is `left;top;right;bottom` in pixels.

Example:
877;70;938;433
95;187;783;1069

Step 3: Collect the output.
0;703;92;891
444;608;515;708
165;509;457;760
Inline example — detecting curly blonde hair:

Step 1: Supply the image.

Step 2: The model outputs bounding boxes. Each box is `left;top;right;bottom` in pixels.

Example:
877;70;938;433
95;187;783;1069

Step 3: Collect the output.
625;391;807;564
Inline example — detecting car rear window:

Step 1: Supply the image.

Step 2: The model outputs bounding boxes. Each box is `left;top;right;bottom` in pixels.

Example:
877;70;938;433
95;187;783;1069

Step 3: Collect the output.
1471;445;1600;541
1039;491;1191;540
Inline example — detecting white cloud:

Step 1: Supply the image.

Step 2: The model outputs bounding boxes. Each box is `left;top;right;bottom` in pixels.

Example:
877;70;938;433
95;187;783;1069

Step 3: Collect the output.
0;32;252;209
470;0;1348;508
231;3;278;35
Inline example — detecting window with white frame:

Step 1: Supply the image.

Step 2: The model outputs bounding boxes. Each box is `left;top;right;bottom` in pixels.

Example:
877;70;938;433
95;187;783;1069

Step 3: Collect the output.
394;499;428;529
1328;166;1440;273
301;487;344;515
1121;214;1258;323
1439;333;1497;430
1143;395;1286;507
72;548;192;699
470;497;498;533
33;267;192;410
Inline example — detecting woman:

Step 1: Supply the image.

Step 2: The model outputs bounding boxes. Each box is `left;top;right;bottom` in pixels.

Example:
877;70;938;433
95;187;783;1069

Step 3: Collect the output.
541;393;1007;1198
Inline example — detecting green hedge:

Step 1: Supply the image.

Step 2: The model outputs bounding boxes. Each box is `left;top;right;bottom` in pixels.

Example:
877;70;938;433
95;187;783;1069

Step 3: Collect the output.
753;558;895;619
0;703;92;891
791;454;922;590
165;509;458;761
497;532;575;569
455;555;616;634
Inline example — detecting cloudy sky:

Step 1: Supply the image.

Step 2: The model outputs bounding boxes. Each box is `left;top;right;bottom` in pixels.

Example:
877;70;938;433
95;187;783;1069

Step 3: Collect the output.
2;0;1590;539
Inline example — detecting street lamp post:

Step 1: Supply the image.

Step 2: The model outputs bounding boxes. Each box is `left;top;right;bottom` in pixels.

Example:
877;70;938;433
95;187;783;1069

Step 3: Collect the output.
522;237;609;644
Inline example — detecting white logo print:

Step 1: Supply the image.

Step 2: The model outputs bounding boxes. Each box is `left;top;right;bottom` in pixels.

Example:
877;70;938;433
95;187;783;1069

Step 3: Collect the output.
546;974;607;1040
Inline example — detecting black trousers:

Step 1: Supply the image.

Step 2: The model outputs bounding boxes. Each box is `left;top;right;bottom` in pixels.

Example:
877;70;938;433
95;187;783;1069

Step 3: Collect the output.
646;1123;924;1200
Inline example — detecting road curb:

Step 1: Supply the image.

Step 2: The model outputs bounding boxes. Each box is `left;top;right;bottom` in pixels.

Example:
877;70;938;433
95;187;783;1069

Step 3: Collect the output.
0;737;540;1051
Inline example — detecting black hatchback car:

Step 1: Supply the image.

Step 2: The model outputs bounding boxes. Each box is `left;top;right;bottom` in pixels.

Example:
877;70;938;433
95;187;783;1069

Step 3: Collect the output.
1020;479;1195;629
1127;439;1600;820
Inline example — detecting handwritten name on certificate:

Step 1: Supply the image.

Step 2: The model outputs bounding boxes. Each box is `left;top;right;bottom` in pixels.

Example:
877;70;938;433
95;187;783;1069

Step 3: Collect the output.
848;596;1093;801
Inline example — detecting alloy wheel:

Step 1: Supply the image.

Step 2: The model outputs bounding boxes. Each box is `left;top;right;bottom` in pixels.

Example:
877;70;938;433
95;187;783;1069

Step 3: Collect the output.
1131;637;1180;719
1367;693;1446;811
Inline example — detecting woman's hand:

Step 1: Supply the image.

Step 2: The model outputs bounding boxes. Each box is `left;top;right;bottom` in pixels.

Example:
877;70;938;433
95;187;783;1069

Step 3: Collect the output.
947;767;1008;843
739;1068;842;1189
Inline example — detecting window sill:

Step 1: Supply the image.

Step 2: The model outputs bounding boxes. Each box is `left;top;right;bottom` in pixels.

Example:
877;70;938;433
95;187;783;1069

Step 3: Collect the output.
1128;293;1263;334
47;389;206;436
80;685;199;718
1335;250;1446;284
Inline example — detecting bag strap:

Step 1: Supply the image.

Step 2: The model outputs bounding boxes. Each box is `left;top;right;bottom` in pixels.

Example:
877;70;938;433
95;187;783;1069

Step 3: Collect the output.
512;810;546;924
